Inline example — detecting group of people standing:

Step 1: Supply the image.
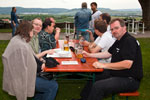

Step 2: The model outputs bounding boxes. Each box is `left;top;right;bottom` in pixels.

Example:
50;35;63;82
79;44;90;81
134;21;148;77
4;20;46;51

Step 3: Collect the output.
3;2;143;100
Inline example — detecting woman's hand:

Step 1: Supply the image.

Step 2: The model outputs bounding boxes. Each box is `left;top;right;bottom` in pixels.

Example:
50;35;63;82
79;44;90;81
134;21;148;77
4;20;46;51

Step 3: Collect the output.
46;49;55;55
41;63;46;72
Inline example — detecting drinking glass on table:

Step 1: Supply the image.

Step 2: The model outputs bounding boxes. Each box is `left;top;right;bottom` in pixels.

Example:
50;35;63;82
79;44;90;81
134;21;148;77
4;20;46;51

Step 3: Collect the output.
75;43;79;54
76;45;83;58
63;40;69;51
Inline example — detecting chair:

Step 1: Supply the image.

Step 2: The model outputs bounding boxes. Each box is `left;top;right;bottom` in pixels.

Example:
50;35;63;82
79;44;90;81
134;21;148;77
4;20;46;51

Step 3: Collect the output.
112;91;139;100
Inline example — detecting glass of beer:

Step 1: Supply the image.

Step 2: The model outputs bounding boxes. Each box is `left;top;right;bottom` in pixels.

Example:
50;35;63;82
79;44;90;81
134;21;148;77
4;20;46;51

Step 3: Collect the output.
64;43;69;51
76;46;83;58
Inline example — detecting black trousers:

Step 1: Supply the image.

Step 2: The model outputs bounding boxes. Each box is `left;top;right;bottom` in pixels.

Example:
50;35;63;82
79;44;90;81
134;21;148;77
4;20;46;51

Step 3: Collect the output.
80;70;140;100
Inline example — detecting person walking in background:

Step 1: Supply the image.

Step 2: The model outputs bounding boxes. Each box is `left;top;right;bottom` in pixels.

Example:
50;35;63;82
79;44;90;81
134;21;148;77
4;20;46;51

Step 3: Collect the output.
74;2;91;41
11;7;19;37
89;2;102;40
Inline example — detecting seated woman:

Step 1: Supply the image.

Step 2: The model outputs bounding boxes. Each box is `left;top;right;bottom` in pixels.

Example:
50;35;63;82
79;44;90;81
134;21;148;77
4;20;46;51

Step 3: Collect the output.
39;18;57;52
2;21;58;100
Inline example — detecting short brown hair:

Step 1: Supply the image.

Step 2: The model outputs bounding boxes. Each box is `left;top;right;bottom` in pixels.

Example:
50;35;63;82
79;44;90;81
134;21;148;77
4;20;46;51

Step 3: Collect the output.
100;13;111;25
94;19;107;33
15;20;33;42
110;18;125;27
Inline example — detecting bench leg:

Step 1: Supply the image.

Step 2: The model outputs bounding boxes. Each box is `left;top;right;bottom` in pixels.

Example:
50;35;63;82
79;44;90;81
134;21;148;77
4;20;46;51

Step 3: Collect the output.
126;96;128;100
112;95;115;100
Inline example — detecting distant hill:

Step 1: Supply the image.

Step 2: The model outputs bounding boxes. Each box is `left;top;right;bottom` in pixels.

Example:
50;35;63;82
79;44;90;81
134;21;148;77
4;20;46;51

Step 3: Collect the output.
0;7;142;16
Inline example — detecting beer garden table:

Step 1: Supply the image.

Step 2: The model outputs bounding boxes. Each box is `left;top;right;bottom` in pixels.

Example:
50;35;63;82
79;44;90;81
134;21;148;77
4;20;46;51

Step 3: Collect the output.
44;40;104;82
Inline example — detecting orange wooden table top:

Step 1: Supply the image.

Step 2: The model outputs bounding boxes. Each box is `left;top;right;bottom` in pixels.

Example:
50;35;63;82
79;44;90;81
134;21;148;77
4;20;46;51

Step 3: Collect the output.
44;40;104;73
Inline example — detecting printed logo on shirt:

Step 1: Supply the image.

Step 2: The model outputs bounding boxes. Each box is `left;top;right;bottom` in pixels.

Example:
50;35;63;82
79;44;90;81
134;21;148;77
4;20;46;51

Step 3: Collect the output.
116;48;120;53
136;40;140;46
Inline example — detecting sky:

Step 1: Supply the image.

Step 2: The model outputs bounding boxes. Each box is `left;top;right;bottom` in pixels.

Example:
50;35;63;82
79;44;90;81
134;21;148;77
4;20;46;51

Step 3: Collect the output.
0;0;141;10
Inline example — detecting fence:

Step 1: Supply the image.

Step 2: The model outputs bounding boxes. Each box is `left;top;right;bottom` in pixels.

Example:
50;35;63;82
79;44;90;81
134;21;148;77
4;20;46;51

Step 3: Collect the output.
0;21;145;34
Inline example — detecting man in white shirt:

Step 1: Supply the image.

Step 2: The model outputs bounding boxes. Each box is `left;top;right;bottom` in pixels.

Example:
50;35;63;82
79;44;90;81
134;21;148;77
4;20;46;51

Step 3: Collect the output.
89;2;102;40
87;13;115;52
82;13;116;63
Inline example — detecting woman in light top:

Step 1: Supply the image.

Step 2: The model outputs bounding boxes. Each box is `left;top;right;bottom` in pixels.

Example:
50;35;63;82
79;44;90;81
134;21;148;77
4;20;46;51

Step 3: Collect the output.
2;21;58;100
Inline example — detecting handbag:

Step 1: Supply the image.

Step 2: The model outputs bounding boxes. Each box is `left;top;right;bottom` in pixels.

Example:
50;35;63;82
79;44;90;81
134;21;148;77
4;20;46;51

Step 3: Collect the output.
45;57;59;68
37;57;59;80
37;72;53;80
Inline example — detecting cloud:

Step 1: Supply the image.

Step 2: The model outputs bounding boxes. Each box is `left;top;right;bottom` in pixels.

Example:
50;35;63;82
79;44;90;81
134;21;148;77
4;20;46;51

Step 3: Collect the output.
0;0;141;9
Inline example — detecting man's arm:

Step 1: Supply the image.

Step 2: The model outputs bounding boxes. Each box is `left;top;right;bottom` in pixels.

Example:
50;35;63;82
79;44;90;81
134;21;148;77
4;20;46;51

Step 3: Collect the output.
86;30;94;42
88;42;96;49
74;13;78;28
89;45;102;53
55;27;61;42
12;21;16;26
11;13;16;26
93;60;133;70
83;51;111;59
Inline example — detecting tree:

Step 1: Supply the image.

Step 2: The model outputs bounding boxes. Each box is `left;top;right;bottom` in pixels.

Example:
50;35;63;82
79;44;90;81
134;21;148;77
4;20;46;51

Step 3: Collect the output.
138;0;150;30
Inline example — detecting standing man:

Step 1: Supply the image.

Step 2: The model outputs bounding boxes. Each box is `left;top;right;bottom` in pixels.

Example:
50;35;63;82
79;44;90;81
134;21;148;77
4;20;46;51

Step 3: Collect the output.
74;2;91;41
73;18;143;100
11;7;19;37
89;2;102;40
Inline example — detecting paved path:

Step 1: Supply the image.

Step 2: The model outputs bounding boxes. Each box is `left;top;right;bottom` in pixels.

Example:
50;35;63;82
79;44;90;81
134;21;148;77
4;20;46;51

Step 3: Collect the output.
0;31;150;40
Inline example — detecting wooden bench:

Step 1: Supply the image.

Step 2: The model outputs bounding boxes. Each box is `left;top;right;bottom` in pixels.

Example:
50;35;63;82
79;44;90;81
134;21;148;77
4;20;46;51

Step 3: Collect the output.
112;91;139;100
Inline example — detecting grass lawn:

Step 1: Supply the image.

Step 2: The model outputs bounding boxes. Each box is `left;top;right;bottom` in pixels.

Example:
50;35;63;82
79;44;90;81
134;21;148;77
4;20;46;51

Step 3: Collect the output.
0;29;12;33
0;38;150;100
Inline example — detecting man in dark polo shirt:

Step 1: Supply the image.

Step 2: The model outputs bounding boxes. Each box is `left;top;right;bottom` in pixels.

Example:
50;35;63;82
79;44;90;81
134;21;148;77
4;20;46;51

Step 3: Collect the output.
73;18;143;100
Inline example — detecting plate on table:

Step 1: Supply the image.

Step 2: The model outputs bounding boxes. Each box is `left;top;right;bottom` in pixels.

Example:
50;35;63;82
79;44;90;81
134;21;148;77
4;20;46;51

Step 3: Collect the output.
46;48;72;58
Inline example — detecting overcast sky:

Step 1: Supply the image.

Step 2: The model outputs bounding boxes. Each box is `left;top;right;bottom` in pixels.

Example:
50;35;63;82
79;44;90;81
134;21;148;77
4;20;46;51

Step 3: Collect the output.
0;0;141;9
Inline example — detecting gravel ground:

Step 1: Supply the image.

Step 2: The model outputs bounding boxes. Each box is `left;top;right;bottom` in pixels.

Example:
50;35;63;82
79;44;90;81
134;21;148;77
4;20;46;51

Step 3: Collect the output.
0;31;150;40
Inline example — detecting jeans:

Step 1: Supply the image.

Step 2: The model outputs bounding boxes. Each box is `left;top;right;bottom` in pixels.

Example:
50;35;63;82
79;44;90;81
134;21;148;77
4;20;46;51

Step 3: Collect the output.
34;77;58;100
76;29;90;41
80;70;140;100
11;23;18;37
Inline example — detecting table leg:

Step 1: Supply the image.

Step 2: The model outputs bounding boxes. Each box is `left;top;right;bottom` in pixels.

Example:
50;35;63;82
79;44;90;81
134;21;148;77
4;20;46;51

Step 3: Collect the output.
92;73;96;83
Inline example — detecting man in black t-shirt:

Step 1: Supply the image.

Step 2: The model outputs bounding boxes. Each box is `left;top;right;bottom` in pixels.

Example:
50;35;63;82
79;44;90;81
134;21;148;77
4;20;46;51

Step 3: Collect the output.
73;18;143;100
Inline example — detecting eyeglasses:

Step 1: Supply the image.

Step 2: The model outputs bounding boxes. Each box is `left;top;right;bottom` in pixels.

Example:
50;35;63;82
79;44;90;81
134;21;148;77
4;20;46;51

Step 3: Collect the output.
111;26;120;32
33;23;42;27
